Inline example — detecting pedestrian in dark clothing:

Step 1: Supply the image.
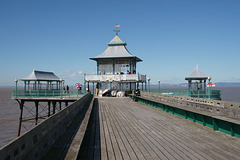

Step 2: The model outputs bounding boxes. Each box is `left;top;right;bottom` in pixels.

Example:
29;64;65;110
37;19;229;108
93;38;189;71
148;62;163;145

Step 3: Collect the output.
66;85;69;93
133;88;140;101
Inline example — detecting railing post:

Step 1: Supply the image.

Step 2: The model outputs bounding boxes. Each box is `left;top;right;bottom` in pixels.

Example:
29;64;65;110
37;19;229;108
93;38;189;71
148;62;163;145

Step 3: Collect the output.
15;79;18;98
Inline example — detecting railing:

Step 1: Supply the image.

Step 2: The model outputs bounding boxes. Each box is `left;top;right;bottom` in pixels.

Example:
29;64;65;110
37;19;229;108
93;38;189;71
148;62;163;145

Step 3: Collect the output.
0;93;93;160
12;90;87;99
129;93;240;138
190;90;221;100
149;88;221;100
85;73;146;82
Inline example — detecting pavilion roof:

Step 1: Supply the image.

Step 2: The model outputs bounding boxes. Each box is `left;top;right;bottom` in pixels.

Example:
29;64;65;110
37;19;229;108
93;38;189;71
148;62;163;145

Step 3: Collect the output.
20;70;60;81
185;65;208;80
90;35;142;62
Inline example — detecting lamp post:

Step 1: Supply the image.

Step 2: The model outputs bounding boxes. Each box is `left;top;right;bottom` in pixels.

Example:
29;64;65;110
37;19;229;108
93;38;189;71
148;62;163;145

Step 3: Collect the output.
158;80;160;93
147;77;151;92
208;76;211;99
15;79;18;97
87;80;90;93
60;78;63;98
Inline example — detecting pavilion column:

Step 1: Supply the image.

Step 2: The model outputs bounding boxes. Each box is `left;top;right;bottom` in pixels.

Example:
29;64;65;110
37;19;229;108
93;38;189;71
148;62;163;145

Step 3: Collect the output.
34;81;37;90
204;80;206;91
113;59;115;74
24;81;26;90
28;81;30;90
188;80;192;96
97;60;99;75
200;80;202;90
129;59;132;74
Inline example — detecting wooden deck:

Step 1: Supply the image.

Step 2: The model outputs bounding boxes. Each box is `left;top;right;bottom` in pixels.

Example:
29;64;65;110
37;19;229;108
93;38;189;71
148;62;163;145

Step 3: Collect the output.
98;97;240;160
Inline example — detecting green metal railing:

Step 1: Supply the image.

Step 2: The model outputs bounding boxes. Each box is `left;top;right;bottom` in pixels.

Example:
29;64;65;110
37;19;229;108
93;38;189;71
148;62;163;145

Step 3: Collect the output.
12;90;87;99
129;95;240;138
148;88;221;100
189;90;221;99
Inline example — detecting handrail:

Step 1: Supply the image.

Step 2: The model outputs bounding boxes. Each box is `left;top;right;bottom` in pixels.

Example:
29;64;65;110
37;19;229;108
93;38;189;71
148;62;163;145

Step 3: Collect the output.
12;90;87;99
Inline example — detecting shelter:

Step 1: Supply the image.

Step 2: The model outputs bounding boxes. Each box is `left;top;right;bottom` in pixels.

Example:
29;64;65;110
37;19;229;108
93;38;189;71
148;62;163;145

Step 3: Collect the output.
20;70;62;90
85;27;146;96
185;65;208;92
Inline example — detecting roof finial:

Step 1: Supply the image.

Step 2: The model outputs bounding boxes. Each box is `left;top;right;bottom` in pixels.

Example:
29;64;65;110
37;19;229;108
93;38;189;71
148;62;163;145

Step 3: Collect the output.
113;24;120;35
196;64;199;70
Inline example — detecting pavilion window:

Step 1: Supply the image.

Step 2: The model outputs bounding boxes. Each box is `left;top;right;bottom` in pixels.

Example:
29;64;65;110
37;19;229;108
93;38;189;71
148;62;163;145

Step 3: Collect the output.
115;59;130;74
98;59;113;75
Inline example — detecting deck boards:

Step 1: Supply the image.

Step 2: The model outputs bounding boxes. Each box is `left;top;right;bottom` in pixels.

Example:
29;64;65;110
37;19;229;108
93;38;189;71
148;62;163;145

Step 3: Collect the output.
98;97;240;160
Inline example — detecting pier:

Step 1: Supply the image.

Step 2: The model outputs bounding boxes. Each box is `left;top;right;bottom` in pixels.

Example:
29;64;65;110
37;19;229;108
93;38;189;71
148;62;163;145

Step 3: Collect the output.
1;92;240;160
0;29;236;159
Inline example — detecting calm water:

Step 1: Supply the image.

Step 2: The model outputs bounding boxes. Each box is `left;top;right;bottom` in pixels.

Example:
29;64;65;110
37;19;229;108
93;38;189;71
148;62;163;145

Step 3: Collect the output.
0;86;240;148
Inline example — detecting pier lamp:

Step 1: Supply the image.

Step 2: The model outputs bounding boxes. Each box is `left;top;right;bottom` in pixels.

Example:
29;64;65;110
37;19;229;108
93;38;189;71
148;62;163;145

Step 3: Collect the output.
147;77;151;92
60;78;63;98
158;80;161;93
208;76;211;99
87;80;90;92
15;79;18;97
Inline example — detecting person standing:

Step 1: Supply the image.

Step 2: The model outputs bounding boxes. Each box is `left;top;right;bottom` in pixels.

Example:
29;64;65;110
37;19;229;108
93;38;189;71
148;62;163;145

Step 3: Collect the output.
66;85;69;94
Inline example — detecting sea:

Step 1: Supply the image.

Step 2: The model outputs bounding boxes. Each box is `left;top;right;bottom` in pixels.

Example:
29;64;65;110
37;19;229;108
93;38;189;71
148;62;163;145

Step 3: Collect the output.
0;86;240;148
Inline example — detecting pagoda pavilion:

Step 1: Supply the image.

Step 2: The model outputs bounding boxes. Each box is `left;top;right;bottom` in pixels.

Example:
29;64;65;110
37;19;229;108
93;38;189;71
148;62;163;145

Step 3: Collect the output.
85;28;146;96
185;65;221;99
20;70;61;90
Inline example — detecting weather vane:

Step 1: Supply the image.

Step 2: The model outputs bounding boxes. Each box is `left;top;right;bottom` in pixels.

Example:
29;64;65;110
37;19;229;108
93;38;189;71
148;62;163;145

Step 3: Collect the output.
113;24;120;35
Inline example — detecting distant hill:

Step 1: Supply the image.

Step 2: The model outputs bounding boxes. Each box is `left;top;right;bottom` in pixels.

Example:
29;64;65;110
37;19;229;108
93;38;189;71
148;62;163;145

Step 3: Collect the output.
214;82;240;87
151;82;240;87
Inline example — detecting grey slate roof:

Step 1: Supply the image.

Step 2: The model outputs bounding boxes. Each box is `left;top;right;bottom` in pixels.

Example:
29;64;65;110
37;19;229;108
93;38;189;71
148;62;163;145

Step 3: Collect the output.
185;65;208;80
107;35;127;46
20;70;60;81
90;35;142;62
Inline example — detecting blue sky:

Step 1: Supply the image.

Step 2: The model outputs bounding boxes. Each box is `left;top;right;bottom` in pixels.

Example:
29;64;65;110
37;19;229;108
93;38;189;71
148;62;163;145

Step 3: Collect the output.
1;0;240;86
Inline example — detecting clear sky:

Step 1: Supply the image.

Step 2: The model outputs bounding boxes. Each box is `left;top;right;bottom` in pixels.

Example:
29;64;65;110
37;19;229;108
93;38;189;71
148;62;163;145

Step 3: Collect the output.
1;0;240;86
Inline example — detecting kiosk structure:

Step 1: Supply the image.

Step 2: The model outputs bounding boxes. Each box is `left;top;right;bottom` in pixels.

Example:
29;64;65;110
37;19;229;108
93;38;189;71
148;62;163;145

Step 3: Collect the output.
185;65;221;99
85;29;146;96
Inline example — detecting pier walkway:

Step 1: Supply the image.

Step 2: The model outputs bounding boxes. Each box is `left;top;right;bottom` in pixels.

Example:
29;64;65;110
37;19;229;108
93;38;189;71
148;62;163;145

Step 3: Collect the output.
98;97;240;160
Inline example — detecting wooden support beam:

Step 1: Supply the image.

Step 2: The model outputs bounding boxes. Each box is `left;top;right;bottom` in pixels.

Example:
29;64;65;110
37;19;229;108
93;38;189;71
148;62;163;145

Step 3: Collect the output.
17;100;24;136
48;102;51;117
53;102;56;114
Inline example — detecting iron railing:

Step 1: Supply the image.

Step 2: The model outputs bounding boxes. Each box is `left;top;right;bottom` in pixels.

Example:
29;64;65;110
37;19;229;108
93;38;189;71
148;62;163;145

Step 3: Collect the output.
85;73;146;82
12;90;87;99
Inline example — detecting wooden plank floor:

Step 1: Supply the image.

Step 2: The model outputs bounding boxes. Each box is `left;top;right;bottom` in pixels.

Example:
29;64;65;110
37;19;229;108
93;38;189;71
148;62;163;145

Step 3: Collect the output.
98;97;240;160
